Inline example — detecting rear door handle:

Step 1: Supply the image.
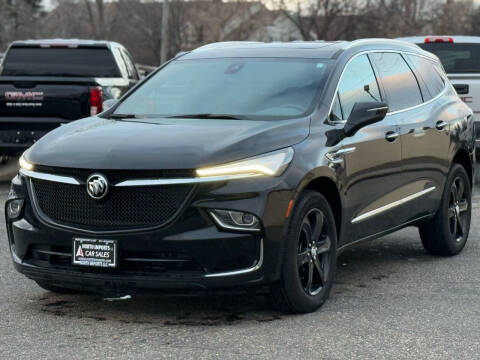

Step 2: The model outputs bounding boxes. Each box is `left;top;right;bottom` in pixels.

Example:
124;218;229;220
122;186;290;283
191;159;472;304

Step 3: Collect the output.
385;131;399;142
436;120;447;130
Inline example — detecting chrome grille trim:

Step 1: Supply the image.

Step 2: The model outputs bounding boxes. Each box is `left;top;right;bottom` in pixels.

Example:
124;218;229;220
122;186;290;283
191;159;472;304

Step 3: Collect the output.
20;168;260;186
20;169;81;185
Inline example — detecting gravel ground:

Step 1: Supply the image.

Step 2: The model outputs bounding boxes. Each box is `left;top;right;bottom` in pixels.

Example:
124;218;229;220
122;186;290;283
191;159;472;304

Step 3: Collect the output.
0;181;479;359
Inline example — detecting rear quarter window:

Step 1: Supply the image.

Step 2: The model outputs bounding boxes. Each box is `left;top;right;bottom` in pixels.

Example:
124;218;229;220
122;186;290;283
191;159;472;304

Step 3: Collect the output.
406;55;445;101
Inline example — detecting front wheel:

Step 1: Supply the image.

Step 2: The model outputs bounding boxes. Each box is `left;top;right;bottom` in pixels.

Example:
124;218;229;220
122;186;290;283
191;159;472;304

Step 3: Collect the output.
270;191;337;313
419;164;472;256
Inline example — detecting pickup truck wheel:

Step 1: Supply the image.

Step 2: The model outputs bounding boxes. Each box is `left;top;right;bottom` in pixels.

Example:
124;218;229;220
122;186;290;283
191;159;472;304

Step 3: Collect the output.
419;164;471;256
269;191;337;313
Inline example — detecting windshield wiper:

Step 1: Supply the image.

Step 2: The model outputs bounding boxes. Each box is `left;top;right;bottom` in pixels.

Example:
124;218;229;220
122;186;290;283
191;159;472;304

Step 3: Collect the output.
109;114;139;119
166;113;244;120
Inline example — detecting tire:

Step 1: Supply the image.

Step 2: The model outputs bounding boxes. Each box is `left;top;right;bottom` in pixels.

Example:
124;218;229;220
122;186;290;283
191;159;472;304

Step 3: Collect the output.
419;164;472;256
35;281;80;294
270;190;337;313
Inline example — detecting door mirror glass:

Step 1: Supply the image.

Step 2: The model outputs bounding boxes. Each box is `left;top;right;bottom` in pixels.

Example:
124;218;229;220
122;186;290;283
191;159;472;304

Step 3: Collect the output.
103;99;119;111
344;102;389;137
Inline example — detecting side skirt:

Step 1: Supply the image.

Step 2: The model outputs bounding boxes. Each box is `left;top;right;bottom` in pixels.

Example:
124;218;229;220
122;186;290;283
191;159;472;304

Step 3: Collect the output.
337;213;433;255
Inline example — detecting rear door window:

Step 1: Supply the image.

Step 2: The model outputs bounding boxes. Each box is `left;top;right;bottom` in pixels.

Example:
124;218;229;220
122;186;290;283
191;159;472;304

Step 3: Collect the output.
406;55;445;101
1;47;121;77
370;52;423;112
336;54;382;120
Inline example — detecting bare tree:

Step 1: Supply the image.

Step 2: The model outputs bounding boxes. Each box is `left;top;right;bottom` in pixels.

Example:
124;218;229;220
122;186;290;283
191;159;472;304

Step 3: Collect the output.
160;0;170;63
276;0;360;41
0;0;43;50
83;0;118;39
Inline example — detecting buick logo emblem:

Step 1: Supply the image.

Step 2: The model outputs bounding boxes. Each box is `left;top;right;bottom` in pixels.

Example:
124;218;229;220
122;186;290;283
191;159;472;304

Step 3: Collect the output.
86;174;109;200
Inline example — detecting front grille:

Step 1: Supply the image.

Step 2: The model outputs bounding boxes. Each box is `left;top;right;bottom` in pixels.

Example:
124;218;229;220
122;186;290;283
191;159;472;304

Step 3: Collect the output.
31;178;193;231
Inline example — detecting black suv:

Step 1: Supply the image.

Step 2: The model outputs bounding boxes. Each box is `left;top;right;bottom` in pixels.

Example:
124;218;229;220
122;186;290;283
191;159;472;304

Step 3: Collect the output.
6;40;474;313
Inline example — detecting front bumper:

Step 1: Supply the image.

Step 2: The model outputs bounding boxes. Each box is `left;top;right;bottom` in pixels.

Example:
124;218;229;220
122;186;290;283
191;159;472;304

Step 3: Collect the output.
6;171;294;293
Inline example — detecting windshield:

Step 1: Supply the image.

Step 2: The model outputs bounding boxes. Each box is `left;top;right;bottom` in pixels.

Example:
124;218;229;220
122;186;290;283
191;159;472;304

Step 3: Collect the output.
419;43;480;73
113;58;331;120
1;47;121;77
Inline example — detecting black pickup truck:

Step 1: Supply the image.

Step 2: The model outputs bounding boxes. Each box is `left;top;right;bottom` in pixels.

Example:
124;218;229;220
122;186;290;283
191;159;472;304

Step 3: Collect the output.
0;39;140;157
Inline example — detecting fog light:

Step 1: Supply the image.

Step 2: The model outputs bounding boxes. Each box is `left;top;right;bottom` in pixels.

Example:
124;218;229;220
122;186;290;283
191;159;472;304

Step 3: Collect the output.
7;199;24;220
210;209;260;232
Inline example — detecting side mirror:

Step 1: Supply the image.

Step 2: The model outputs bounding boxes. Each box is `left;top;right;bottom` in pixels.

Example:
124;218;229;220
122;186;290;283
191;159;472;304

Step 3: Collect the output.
344;102;388;137
103;99;119;111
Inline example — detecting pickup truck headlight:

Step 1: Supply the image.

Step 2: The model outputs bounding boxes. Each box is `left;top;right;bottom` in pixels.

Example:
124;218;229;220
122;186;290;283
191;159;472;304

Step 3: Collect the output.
108;86;122;99
196;147;294;178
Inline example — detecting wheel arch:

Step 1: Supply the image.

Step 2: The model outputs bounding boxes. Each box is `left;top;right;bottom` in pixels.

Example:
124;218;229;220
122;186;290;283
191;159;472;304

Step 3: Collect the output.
452;148;473;186
300;176;342;239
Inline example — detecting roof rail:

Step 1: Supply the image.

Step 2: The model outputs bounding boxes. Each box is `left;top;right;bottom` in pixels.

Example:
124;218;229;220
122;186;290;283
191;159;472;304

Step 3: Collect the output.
346;38;422;50
194;41;264;51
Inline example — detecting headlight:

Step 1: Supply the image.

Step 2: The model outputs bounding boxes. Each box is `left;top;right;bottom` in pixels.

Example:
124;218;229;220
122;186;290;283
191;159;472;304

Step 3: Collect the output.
196;147;294;178
19;153;33;170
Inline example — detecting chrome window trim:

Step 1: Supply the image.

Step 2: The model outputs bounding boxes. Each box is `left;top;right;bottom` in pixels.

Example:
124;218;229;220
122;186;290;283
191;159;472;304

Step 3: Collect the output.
204;239;263;278
351;186;436;224
19;169;81;185
327;49;448;125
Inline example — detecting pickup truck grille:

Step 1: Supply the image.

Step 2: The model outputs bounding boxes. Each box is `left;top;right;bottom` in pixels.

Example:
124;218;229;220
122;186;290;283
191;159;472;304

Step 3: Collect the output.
30;178;193;231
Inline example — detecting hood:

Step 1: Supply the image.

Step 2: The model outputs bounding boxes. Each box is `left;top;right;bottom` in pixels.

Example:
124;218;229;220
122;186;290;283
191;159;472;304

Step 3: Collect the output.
27;116;310;169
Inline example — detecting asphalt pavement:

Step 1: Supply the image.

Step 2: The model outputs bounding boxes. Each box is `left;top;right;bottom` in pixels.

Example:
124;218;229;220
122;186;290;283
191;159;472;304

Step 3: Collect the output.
0;179;479;359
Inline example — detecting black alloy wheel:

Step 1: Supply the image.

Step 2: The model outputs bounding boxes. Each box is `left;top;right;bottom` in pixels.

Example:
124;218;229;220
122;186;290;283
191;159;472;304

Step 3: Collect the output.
419;164;471;256
448;176;469;244
270;190;337;313
297;208;332;296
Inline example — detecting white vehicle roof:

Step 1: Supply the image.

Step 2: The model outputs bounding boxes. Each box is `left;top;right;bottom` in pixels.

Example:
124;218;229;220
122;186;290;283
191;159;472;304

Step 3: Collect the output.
398;36;480;44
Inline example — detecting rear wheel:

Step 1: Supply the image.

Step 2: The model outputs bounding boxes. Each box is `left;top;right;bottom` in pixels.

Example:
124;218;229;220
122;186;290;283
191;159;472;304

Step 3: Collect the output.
419;164;471;256
270;191;337;313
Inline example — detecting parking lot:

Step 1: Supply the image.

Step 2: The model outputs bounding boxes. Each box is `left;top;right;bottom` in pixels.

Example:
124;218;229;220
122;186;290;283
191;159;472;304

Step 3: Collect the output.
0;179;479;359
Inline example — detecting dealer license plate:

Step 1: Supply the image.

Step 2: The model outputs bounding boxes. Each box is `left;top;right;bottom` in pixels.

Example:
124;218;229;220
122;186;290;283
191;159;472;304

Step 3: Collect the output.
72;238;117;268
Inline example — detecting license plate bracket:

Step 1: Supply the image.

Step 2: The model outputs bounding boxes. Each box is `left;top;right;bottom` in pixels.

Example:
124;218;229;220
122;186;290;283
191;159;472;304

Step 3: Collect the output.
72;238;117;268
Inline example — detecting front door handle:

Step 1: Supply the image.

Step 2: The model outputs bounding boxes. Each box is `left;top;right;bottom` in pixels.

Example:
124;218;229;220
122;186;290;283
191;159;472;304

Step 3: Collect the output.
436;120;447;130
385;131;399;142
325;147;356;164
